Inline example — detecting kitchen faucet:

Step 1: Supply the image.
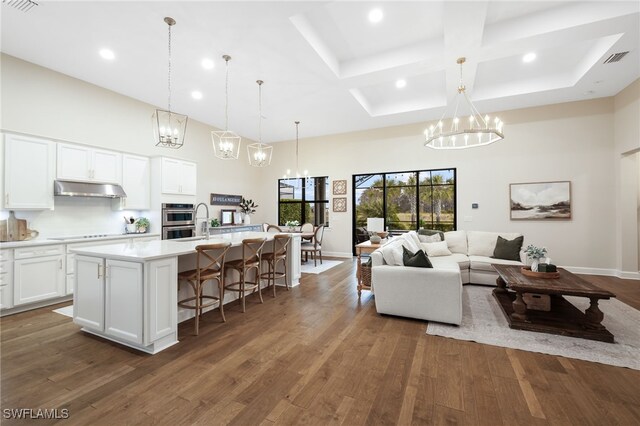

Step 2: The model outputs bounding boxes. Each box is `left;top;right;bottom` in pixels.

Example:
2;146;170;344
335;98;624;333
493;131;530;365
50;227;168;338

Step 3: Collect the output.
194;202;210;239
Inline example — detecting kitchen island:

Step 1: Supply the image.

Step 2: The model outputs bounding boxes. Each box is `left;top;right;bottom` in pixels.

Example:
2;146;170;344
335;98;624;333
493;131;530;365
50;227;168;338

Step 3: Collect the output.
70;231;301;354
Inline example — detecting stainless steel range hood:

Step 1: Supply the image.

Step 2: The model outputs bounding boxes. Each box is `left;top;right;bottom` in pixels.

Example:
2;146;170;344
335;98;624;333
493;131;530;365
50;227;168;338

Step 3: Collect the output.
54;180;127;198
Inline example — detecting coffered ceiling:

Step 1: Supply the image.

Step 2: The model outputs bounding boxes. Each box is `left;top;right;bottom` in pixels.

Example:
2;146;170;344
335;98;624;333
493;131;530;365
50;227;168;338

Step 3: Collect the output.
1;1;638;142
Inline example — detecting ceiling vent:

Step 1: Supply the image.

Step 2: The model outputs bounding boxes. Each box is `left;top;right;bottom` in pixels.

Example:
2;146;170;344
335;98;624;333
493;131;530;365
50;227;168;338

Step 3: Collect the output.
2;0;38;12
603;51;629;64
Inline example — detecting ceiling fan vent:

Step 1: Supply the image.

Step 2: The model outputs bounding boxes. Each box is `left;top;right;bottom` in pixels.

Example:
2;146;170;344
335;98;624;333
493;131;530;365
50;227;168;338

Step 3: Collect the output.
603;51;629;64
2;0;38;12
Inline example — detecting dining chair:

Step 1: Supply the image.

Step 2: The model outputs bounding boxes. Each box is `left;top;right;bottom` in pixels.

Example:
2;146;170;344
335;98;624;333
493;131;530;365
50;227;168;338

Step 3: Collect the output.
301;224;325;266
266;224;282;233
177;242;231;335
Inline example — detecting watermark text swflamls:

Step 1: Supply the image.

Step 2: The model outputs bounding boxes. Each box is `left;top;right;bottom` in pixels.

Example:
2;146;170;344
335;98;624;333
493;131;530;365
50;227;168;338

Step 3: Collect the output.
3;408;69;420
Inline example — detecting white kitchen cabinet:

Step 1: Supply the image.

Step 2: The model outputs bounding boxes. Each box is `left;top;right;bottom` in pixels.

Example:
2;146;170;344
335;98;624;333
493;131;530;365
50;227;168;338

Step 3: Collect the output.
73;256;104;331
57;143;122;184
117;154;150;210
13;253;65;305
72;253;177;352
105;260;143;344
160;157;197;195
144;257;177;344
3;134;55;210
0;249;14;310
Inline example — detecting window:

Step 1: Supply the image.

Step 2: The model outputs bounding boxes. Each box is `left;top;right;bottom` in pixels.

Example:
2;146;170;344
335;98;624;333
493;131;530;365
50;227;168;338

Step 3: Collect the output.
278;176;329;227
353;168;456;245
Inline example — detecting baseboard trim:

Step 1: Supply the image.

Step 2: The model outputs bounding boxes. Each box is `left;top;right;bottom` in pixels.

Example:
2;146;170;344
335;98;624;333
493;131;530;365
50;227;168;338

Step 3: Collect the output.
562;266;640;280
322;251;353;258
617;270;640;280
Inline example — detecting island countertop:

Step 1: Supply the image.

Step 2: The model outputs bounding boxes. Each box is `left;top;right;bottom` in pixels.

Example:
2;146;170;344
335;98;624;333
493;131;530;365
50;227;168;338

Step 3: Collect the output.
70;231;299;262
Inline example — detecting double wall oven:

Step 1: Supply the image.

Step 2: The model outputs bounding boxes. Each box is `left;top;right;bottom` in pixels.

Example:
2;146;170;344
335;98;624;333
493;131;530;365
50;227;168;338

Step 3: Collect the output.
162;203;196;240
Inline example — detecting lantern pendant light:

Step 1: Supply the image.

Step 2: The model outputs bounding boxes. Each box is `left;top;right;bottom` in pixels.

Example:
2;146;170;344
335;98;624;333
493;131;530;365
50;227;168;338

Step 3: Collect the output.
212;55;241;159
153;17;188;149
247;80;273;167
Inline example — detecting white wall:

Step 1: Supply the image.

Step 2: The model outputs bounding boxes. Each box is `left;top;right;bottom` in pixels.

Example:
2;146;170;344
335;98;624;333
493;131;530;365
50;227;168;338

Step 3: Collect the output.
261;99;621;273
0;54;268;236
613;78;640;277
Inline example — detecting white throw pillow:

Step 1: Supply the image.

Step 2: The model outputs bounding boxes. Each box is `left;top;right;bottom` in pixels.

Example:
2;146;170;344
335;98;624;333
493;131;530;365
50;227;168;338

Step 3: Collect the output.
443;230;467;254
406;231;422;249
422;240;452;257
401;233;420;253
381;239;404;266
418;233;441;243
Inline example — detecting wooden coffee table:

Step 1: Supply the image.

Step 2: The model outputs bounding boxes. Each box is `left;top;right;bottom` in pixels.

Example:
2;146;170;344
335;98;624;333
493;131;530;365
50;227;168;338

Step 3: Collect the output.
492;264;616;343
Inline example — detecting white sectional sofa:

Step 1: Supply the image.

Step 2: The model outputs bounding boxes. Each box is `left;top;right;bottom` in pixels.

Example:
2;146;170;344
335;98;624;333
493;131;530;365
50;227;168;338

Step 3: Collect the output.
370;230;525;325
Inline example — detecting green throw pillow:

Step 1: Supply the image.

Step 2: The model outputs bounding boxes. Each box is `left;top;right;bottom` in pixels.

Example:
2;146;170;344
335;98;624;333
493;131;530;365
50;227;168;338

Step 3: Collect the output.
402;246;433;268
492;236;524;261
418;229;445;242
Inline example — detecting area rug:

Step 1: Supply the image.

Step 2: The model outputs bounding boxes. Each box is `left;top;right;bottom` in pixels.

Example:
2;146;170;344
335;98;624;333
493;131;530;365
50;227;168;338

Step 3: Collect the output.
300;260;343;275
427;285;640;370
53;305;73;318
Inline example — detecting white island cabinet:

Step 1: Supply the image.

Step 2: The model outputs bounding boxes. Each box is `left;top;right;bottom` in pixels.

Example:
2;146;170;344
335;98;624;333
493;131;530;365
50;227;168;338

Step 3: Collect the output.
71;232;300;354
75;255;177;353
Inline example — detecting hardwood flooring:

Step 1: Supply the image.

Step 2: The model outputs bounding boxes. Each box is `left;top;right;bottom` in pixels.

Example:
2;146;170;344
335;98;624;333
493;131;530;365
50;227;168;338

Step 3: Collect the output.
1;259;639;425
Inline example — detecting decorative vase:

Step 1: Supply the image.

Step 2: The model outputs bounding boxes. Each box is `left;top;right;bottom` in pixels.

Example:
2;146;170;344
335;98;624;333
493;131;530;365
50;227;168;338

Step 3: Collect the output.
244;215;251;225
531;258;539;272
138;226;147;233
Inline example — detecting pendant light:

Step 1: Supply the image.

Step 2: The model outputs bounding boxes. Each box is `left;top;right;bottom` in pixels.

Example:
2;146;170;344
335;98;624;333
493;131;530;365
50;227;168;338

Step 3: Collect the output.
283;121;308;179
212;55;241;159
247;80;273;167
152;17;188;149
424;57;504;150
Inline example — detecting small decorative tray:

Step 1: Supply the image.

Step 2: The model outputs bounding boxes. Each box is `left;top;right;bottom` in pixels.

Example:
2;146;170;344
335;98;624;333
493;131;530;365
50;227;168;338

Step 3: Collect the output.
521;267;560;279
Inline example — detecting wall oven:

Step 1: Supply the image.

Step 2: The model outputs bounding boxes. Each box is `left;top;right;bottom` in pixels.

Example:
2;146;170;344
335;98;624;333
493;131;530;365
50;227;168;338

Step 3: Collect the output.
162;203;196;240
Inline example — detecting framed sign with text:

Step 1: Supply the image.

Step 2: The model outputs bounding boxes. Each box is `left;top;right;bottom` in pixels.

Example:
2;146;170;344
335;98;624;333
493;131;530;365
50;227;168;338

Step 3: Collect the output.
210;193;242;206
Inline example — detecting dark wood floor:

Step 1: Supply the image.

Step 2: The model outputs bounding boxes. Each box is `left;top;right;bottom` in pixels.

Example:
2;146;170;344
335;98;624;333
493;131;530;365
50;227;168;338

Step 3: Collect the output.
1;259;639;425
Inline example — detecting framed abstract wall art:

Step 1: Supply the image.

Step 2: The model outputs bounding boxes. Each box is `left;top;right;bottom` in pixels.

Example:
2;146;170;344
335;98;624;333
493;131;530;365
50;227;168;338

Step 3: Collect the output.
333;197;347;212
332;180;347;195
510;181;571;220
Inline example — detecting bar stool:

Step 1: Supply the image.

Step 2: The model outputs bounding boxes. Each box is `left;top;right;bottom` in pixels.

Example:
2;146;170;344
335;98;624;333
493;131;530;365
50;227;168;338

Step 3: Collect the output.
260;234;291;297
224;238;267;313
177;242;231;335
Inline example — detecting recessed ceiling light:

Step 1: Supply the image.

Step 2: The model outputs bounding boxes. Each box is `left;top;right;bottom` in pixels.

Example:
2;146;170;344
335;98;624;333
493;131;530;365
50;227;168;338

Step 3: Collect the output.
191;91;203;100
99;48;115;60
396;79;407;89
522;52;536;63
368;8;383;23
201;58;215;70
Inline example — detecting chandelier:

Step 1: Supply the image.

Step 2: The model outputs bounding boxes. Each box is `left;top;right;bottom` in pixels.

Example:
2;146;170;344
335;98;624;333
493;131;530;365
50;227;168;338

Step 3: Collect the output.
247;80;273;167
425;57;503;150
283;121;308;179
153;17;188;149
212;55;241;159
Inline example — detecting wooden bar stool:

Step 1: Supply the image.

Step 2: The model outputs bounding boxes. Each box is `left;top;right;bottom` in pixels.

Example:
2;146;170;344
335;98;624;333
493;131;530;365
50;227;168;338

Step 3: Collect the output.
224;238;267;313
177;242;231;335
260;234;291;297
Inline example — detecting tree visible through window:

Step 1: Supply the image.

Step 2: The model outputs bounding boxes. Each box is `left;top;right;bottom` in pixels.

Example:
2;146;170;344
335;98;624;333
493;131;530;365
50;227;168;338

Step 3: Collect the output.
278;177;329;227
353;169;456;243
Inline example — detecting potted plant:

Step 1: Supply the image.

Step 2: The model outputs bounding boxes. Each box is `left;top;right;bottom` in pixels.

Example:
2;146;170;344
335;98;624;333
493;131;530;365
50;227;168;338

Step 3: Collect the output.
210;218;220;228
135;217;150;233
285;220;300;232
524;244;547;272
239;197;258;224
